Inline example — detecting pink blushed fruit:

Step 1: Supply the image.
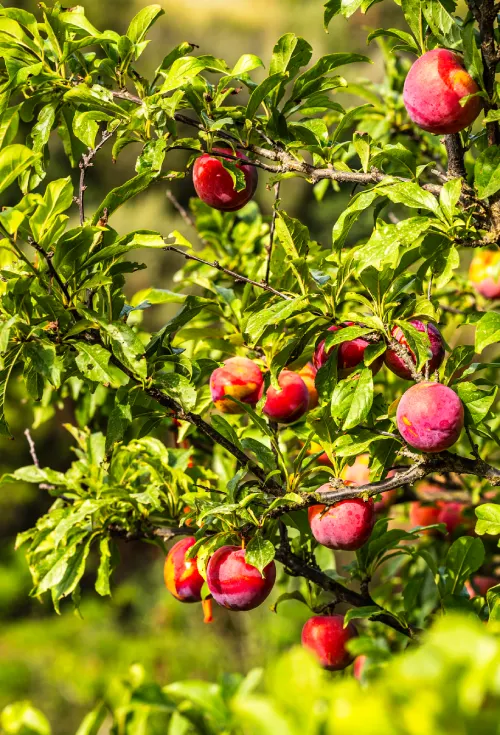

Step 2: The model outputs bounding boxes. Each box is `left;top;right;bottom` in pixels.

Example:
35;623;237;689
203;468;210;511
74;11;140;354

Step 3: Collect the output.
193;148;258;211
210;357;263;414
313;323;384;377
298;362;319;410
396;382;464;452
403;49;482;134
206;545;276;611
164;537;204;603
353;655;367;681
385;320;445;381
466;575;498;598
469;250;500;300
308;484;375;551
302;615;357;671
263;370;309;424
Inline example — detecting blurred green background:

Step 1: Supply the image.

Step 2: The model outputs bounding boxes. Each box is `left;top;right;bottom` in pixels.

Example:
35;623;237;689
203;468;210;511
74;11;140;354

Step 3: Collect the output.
0;0;407;731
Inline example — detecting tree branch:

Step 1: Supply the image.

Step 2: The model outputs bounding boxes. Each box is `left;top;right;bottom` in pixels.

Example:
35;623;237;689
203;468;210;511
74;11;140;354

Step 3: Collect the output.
166;190;210;248
110;92;444;195
164;244;293;300
274;546;416;638
75;129;114;226
444;134;467;179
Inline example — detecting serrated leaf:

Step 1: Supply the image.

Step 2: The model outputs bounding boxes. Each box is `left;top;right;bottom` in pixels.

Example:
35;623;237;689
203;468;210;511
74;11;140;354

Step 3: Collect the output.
342;368;373;430
475;312;500;353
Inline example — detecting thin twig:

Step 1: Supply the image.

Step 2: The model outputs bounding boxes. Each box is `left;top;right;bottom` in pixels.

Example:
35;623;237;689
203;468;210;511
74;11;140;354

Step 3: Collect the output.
76;129;114;226
166;190;211;248
24;429;40;468
28;238;71;304
265;181;280;285
24;429;55;491
164;244;293;300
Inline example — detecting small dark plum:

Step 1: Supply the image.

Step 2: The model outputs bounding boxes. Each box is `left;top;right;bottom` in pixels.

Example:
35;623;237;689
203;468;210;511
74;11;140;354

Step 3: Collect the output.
385;320;445;381
302;615;357;671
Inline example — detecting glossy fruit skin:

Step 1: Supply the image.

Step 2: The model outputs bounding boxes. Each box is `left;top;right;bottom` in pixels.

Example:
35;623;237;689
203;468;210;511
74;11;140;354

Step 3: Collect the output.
396;382;464;452
313;324;383;377
385;320;445;380
302;615;357;671
193;148;258;211
298;362;319;410
308;484;375;551
206;545;276;611
210;357;263;414
341;455;397;512
466;575;498;598
469;250;500;299
164;537;204;603
403;49;482;134
263;370;309;424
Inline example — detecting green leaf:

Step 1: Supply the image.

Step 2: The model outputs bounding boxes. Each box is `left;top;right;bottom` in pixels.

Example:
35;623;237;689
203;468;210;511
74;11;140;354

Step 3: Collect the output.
245;535;275;576
75;703;107;735
103;323;147;380
343;368;373;431
475;503;500;536
30;176;73;244
343;606;386;625
231;53;264;76
291;53;370;100
245;72;288;120
457;382;497;425
92;172;157;224
245;296;309;344
445;536;485;594
0;702;51;735
162;295;217;336
0;105;20;149
95;537;115;597
401;0;424;45
73;111;111;149
126;5;164;43
377;181;440;215
64;85;129;118
74;342;129;388
160;57;207;94
487;585;500;622
440;178;462;222
154;372;197;412
475;312;500;353
474;146;500;199
331;189;380;250
0;143;40;195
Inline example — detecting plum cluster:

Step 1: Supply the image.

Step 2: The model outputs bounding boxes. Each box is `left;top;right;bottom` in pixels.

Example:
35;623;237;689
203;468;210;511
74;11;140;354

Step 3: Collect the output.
159;49;497;674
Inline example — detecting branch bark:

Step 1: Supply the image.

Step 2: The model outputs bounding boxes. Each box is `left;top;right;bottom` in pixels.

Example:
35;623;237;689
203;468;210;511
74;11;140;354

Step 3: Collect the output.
444;134;467;179
75;129;114;226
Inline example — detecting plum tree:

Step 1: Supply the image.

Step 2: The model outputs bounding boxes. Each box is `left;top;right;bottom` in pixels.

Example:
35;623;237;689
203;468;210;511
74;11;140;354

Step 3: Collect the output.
3;0;500;689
